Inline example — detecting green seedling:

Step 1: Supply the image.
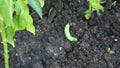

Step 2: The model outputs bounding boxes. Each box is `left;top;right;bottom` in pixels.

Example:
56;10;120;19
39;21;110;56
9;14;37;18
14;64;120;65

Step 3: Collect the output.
112;1;117;7
0;0;44;68
64;23;78;42
85;0;104;20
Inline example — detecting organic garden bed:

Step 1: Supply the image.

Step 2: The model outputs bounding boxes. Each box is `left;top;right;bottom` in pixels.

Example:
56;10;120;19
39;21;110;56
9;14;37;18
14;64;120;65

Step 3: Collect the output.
0;0;120;68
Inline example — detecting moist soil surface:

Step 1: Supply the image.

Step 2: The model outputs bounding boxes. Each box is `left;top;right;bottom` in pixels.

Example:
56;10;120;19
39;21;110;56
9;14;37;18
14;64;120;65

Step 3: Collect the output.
0;0;120;68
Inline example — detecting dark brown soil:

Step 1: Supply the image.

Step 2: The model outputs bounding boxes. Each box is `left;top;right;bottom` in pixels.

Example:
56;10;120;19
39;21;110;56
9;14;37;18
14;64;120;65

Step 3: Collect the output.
0;0;120;68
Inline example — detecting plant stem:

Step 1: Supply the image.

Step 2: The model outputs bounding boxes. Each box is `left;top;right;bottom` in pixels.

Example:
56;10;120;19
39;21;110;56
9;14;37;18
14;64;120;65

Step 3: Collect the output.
1;30;9;68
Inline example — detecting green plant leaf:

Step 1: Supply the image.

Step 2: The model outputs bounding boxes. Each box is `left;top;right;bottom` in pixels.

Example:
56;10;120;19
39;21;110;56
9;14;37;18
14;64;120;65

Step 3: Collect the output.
0;15;3;32
13;0;34;31
28;0;42;18
84;0;104;20
85;10;92;20
39;0;45;7
13;14;26;30
15;0;29;15
5;27;15;47
26;15;35;35
0;0;13;26
0;0;36;68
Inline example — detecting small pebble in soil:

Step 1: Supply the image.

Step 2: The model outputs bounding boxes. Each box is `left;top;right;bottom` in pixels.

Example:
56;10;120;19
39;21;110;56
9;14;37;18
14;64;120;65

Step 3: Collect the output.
28;57;32;60
54;53;57;56
107;48;115;54
59;47;63;51
15;53;18;56
111;35;115;38
114;38;118;42
45;45;65;57
109;50;115;54
78;0;80;3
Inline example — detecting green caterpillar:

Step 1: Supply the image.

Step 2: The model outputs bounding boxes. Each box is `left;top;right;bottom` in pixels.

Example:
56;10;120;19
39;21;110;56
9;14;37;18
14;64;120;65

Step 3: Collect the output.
64;23;78;42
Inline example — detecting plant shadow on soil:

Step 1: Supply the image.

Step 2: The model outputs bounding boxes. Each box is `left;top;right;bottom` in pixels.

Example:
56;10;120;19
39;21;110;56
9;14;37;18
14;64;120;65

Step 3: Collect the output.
0;0;120;68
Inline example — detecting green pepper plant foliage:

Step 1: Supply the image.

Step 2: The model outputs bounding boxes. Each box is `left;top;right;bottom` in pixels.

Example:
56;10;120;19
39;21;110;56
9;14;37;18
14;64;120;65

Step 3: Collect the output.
85;0;104;20
0;0;44;68
28;0;45;18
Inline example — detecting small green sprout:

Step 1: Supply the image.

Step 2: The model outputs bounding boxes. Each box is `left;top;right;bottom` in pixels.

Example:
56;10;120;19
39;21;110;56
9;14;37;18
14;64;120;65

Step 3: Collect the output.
85;0;104;20
64;23;78;42
112;1;117;7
